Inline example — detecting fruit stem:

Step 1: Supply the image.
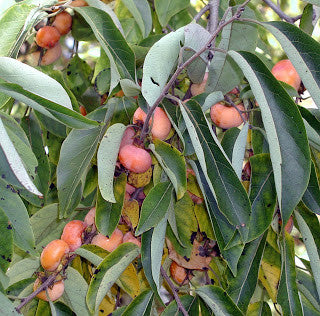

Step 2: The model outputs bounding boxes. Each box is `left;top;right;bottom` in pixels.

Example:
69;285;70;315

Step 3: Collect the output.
160;266;189;316
140;0;251;141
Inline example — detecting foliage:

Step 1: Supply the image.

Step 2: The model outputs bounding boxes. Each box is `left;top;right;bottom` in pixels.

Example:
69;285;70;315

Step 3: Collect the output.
0;0;320;315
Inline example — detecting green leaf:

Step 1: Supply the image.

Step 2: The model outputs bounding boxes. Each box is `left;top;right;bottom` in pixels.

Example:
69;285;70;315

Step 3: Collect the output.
277;233;303;315
86;243;139;313
297;269;320;312
57;127;101;217
6;258;39;287
60;267;90;316
221;127;241;161
295;205;320;302
136;181;173;235
208;6;258;94
229;50;311;225
301;293;320;316
190;160;243;275
0;178;35;254
150;139;187;200
20;112;50;199
110;97;138;125
121;0;152;38
0;208;13;273
74;6;136;92
97;123;126;203
122;289;153;316
202;91;225;112
302;161;320;215
247;301;272;316
0;290;20;315
227;233;267;313
96;173;126;236
0;113;41;195
300;4;314;35
196;285;243;316
247;154;277;241
154;0;189;27
142;27;184;107
162;295;199;316
180;99;251;241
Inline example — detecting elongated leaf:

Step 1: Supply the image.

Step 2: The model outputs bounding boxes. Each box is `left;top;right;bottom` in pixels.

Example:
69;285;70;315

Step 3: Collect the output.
154;0;189;27
162;295;199;316
0;208;13;273
190;160;243;276
0;116;41;195
221;127;241;161
122;0;152;38
277;233;303;315
57;127;101;216
229;50;311;225
247;154;277;241
75;6;136;92
96;173;126;236
297;269;320;311
202;91;225;112
61;267;90;316
86;243;139;313
97;123;126;203
150;139;186;200
136;181;173;235
302;162;320;215
122;289;153;316
0;290;20;316
247;301;272;316
0;178;35;254
142;27;184;107
261;21;320;110
196;285;243;316
227;233;267;313
295;205;320;301
208;6;258;94
180;100;251;241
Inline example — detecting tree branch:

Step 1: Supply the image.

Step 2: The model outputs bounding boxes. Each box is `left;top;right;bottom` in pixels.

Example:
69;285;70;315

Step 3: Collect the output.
140;0;251;140
208;0;220;33
262;0;301;23
193;4;210;22
160;266;189;316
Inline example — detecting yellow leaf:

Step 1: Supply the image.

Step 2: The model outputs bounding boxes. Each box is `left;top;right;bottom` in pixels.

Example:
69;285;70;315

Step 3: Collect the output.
194;204;215;240
258;260;280;302
128;167;152;188
117;263;140;298
122;199;140;228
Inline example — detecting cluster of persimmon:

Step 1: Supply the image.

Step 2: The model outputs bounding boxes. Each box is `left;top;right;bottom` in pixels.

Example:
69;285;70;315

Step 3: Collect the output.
118;106;172;174
32;0;87;66
34;206;140;302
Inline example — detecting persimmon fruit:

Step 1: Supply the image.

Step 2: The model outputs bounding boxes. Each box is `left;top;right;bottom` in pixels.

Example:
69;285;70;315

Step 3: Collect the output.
36;26;61;49
61;220;86;252
118;144;152;173
69;0;88;7
190;72;208;96
123;231;141;248
271;59;301;91
32;43;62;66
119;127;135;150
91;229;123;252
79;105;87;116
33;278;65;301
40;239;69;271
210;102;246;129
84;207;96;231
52;11;72;35
133;107;171;140
170;261;188;285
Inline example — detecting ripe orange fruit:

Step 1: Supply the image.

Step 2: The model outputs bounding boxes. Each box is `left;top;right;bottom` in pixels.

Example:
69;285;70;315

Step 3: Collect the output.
36;26;61;49
32;43;62;66
170;261;188;284
118;144;152;173
190;72;208;96
40;239;69;271
271;59;301;91
123;231;141;247
91;229;123;252
33;278;64;301
61;220;86;252
210;103;246;129
52;11;72;35
84;207;96;231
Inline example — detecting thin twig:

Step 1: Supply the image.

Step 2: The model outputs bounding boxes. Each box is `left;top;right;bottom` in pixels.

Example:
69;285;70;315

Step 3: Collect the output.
208;0;220;33
160;266;189;316
140;0;251;141
262;0;302;23
224;95;247;124
193;4;210;22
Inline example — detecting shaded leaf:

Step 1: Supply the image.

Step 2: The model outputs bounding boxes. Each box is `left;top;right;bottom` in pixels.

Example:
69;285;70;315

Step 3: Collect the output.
0;208;13;273
229;50;311;225
162;295;199;316
150;139;187;200
0;290;20;316
86;243;139;313
122;289;153;316
196;285;243;316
